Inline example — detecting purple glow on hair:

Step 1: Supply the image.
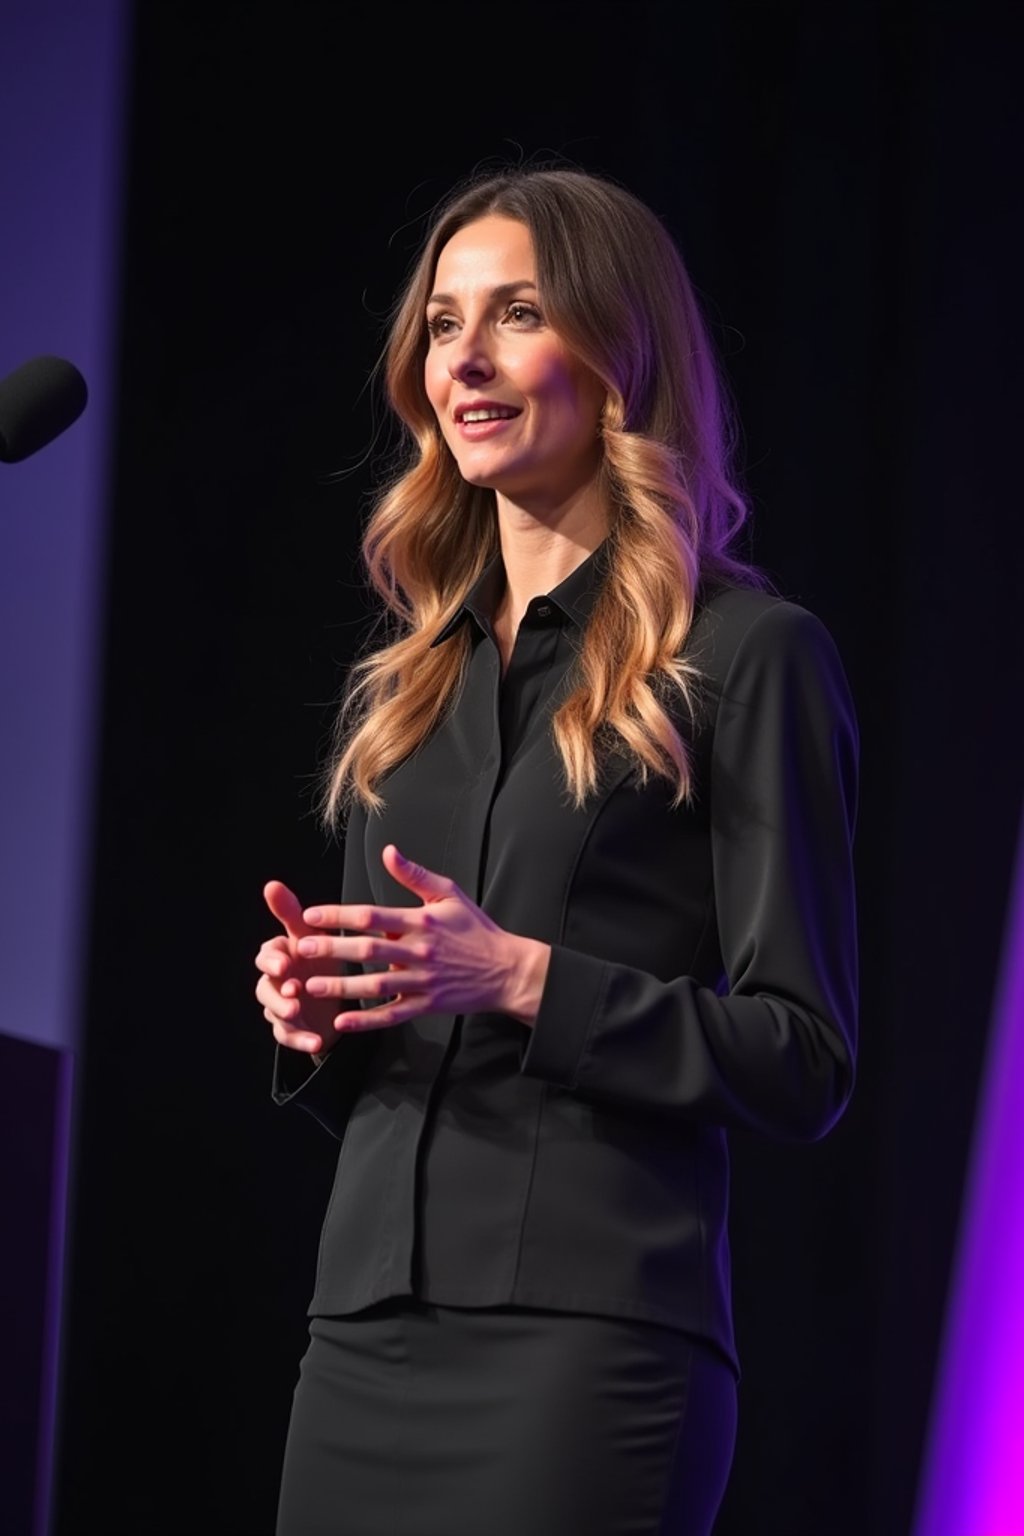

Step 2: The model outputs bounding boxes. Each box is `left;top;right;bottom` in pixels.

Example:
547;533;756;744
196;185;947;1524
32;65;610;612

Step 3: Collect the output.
912;803;1024;1536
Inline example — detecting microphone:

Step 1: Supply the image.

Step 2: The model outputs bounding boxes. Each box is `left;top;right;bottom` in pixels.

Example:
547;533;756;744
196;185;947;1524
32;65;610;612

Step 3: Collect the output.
0;355;88;463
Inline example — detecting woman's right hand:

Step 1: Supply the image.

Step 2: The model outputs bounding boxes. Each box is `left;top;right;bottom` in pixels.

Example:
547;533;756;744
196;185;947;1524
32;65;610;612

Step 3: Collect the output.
255;880;344;1055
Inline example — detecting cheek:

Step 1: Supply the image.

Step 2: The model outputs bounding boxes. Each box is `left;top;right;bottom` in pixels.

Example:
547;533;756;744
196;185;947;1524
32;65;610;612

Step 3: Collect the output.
526;347;603;426
423;356;448;417
545;370;603;436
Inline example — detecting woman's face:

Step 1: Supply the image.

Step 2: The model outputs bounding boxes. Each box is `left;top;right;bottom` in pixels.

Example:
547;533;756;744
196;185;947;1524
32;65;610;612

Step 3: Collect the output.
423;216;607;512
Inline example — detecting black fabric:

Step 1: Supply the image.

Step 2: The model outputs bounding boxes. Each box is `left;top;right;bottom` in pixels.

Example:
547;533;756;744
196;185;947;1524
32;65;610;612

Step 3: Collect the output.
272;541;859;1377
275;1298;738;1536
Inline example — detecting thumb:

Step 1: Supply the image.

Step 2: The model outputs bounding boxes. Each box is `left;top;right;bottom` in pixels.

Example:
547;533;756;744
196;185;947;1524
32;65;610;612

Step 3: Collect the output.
383;844;455;904
263;879;316;939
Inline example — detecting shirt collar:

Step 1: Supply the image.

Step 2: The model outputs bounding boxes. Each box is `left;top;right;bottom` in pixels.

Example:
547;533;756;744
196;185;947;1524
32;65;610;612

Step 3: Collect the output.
429;538;611;648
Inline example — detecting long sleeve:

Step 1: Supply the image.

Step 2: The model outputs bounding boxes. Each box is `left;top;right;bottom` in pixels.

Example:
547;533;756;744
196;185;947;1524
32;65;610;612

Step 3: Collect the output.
270;797;381;1141
518;600;859;1143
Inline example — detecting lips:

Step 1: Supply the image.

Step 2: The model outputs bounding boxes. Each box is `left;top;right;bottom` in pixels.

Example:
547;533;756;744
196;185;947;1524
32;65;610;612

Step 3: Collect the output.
453;400;522;424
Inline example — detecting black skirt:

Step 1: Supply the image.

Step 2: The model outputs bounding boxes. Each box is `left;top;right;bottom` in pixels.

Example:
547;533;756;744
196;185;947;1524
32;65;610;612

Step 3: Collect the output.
275;1297;737;1536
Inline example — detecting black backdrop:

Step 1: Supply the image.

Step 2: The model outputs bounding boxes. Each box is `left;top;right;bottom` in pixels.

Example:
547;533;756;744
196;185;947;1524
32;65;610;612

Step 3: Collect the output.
53;4;1022;1534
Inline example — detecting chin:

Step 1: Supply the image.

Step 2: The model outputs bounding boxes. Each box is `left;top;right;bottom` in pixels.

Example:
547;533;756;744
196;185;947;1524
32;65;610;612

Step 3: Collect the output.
453;467;498;491
452;455;511;491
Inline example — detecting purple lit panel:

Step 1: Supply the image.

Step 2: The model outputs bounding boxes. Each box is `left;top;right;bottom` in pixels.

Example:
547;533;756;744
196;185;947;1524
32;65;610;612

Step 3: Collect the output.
0;7;130;1535
0;0;129;1053
913;804;1024;1536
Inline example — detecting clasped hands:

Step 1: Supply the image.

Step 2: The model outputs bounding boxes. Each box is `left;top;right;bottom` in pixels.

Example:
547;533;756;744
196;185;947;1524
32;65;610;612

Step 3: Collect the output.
255;843;551;1056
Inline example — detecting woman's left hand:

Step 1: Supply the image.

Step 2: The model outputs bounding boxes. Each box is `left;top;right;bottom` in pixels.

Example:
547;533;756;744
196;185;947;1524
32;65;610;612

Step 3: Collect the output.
297;844;550;1032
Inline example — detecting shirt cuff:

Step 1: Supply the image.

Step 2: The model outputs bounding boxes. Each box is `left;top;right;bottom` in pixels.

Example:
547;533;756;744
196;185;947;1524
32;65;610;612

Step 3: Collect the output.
518;943;609;1088
271;1042;332;1107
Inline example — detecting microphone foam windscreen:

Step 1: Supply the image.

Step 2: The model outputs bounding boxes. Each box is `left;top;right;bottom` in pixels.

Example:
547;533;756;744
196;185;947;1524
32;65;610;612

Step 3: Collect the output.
0;355;89;463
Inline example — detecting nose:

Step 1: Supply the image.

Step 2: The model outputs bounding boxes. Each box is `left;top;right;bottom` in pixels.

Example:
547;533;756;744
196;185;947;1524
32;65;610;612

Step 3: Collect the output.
448;321;496;385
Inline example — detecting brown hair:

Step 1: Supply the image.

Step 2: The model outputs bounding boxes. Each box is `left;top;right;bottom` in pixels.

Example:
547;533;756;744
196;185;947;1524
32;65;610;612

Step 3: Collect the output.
322;165;767;823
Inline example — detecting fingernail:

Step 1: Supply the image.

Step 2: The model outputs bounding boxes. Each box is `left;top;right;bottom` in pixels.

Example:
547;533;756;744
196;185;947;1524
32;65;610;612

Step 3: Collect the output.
297;937;317;955
304;908;322;924
306;978;327;995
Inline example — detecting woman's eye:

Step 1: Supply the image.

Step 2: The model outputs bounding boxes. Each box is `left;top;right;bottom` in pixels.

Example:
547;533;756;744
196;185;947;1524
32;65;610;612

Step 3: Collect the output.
426;314;457;338
506;302;541;326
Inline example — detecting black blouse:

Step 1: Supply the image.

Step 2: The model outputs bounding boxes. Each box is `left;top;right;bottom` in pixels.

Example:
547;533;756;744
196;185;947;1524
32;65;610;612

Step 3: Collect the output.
272;541;859;1377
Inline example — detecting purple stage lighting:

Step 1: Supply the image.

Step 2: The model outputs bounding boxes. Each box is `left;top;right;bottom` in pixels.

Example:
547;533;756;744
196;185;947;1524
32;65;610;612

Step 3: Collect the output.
913;803;1024;1536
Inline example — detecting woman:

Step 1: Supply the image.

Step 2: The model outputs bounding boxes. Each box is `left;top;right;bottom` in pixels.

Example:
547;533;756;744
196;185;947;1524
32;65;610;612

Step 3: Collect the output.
255;165;859;1536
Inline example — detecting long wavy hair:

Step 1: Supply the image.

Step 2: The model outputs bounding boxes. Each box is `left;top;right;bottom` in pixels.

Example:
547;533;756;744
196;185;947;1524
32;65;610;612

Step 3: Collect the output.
322;165;768;825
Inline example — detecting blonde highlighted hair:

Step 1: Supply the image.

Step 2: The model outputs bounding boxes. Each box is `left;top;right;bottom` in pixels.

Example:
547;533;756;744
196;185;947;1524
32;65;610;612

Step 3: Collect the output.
323;165;768;825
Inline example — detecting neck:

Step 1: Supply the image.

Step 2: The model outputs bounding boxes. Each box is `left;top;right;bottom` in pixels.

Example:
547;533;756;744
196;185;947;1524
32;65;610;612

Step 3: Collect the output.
492;489;609;634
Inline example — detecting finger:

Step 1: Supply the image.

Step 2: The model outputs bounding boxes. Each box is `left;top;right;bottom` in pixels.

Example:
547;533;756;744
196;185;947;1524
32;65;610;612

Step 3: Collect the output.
263;879;317;940
255;938;294;978
333;995;427;1033
266;1012;329;1054
294;934;432;967
304;969;432;1001
301;903;425;935
256;974;302;1021
256;945;312;1004
382;844;458;903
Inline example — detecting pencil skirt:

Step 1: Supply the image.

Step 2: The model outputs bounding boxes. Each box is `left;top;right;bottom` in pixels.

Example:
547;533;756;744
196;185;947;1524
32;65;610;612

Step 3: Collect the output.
275;1297;738;1536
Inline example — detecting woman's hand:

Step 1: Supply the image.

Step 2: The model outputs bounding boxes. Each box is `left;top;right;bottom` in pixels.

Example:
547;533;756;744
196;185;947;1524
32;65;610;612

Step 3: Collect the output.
255;880;351;1055
293;844;551;1034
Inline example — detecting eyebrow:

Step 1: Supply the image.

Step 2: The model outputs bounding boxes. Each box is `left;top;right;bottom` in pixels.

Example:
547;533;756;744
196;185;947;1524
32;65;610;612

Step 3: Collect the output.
425;280;539;308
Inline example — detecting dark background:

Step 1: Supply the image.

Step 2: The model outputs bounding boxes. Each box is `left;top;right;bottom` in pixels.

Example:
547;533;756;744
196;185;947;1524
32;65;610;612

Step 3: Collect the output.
52;3;1022;1534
